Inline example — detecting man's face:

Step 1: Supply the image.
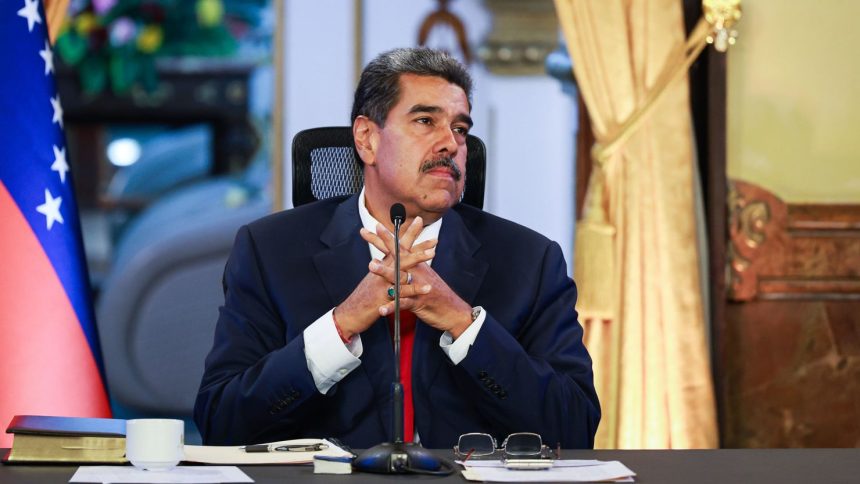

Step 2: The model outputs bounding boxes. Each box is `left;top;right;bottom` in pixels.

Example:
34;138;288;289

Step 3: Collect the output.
361;73;472;222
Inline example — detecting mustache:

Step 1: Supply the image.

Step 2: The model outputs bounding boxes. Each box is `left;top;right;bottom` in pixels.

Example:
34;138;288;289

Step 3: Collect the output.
420;156;462;181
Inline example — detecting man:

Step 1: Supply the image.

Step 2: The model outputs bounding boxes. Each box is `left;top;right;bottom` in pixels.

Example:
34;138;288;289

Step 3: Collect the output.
194;48;599;449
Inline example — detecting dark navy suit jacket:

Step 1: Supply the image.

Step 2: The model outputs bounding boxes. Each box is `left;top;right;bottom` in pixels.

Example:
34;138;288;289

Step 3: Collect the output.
194;194;600;449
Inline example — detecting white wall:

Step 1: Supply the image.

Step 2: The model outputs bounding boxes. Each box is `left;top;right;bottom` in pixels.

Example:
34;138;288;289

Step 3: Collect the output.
476;73;576;266
281;0;577;270
282;0;356;207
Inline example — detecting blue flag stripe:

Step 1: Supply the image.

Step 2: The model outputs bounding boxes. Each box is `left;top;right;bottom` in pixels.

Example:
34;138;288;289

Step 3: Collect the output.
0;0;105;373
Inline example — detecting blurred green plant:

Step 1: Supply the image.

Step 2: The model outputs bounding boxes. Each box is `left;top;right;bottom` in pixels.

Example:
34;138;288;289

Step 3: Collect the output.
56;0;268;95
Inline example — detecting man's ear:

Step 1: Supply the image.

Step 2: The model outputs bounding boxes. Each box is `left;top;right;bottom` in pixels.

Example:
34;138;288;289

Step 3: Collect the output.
353;116;379;167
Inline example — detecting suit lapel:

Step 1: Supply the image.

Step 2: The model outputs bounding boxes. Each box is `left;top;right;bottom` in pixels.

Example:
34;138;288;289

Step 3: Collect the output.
312;195;394;435
414;208;489;389
313;195;367;305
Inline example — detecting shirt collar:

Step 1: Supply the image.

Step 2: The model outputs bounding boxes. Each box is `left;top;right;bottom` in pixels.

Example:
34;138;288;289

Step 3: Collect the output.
358;187;442;262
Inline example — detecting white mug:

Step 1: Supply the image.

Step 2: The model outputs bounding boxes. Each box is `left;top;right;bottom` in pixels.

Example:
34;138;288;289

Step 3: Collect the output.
125;419;185;471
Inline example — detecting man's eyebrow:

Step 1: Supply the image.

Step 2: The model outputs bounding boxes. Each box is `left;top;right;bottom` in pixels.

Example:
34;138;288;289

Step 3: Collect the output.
455;113;474;128
407;104;442;115
407;104;474;128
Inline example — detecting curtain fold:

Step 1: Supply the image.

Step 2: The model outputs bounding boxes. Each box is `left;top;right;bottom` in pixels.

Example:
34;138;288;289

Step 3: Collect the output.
554;0;718;449
44;0;69;43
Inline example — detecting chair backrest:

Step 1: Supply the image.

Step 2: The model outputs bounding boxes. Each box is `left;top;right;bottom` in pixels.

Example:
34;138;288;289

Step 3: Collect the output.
96;180;270;422
291;126;486;208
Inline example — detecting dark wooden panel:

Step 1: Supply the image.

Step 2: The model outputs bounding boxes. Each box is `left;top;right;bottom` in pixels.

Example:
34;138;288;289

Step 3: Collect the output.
728;180;860;300
723;300;860;447
56;60;258;175
721;180;860;447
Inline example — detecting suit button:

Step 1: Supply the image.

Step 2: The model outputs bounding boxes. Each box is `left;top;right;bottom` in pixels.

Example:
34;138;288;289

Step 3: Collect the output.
490;384;501;392
477;371;488;379
498;390;508;399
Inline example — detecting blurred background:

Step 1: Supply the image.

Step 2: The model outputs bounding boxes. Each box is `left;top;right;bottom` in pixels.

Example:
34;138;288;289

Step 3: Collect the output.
51;0;858;447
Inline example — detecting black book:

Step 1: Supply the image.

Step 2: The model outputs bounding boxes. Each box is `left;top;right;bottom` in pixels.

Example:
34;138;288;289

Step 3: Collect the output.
2;415;126;464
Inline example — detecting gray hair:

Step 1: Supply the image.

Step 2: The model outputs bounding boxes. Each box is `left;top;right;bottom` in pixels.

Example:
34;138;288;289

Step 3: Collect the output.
351;47;473;126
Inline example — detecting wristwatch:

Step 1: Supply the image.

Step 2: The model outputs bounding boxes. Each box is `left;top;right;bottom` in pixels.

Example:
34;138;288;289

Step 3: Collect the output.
471;306;482;322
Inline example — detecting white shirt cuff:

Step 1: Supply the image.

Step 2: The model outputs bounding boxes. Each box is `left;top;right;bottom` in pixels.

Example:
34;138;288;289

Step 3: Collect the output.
303;308;363;394
440;306;486;365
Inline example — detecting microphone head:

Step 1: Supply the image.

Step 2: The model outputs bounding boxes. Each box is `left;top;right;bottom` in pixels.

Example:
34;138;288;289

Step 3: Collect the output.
390;203;406;225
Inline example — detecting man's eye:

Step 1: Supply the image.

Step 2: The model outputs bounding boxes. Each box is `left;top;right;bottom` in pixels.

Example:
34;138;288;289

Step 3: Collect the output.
416;117;432;125
453;126;469;135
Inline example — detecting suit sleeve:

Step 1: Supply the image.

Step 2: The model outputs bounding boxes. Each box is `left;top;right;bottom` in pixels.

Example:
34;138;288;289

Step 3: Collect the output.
194;226;320;445
453;241;601;448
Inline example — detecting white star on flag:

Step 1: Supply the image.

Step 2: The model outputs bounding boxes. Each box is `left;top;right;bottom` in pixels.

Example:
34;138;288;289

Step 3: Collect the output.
50;95;63;128
51;145;69;183
36;188;64;230
39;41;54;75
17;0;42;33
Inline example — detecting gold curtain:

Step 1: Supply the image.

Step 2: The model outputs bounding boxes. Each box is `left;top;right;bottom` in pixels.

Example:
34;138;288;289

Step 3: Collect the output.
44;0;69;43
554;0;718;448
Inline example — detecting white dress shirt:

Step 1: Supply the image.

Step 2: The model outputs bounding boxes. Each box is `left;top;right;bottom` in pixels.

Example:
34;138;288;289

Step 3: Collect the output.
303;189;486;394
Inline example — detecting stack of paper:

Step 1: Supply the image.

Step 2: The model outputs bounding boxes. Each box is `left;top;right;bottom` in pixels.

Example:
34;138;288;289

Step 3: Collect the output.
459;459;636;482
313;454;354;474
183;438;352;465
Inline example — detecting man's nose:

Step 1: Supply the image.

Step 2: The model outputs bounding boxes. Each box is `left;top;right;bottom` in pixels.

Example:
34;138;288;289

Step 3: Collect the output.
433;126;459;154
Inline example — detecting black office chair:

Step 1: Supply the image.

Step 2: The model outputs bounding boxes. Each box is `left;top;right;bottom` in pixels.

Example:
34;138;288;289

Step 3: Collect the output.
291;126;486;208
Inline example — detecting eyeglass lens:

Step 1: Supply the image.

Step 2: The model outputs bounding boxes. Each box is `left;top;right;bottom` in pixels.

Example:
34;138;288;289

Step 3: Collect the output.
503;433;543;456
457;433;496;456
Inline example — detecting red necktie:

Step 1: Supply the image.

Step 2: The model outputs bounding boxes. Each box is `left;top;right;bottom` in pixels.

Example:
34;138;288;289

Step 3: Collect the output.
387;310;416;442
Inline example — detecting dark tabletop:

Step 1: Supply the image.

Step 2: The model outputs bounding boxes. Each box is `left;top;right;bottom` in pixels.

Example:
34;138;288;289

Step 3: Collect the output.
2;448;859;483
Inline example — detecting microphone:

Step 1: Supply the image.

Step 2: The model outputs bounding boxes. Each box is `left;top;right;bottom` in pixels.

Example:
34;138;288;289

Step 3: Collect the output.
390;203;406;225
352;204;453;475
390;203;405;445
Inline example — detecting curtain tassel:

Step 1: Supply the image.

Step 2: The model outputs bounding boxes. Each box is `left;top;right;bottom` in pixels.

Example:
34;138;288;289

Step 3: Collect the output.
574;162;615;320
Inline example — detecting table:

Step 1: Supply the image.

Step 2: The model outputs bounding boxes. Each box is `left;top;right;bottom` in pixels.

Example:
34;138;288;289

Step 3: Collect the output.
2;449;858;483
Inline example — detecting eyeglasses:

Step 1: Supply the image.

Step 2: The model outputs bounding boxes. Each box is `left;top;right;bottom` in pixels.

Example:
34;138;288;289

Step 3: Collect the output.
454;432;550;460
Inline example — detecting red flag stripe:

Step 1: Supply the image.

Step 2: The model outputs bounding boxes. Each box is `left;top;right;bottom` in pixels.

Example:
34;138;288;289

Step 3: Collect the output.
0;181;110;447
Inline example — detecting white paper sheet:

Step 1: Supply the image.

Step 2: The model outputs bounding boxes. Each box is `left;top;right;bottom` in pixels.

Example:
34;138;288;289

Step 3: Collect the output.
69;466;253;483
461;460;636;482
458;459;604;468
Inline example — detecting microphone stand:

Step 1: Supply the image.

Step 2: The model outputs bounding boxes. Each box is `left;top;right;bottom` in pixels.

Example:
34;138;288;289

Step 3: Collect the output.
352;204;453;475
392;206;404;447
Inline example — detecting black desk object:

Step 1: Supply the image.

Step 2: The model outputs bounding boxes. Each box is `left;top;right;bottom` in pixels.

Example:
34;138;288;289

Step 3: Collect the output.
2;449;859;483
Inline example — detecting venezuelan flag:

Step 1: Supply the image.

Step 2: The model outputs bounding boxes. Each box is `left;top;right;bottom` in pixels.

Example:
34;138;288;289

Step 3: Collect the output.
0;0;111;447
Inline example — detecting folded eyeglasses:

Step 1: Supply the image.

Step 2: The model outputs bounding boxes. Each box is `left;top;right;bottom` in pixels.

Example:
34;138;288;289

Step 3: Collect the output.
454;432;554;460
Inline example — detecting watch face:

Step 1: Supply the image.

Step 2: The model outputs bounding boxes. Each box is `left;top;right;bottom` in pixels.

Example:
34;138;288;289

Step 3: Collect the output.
471;307;481;321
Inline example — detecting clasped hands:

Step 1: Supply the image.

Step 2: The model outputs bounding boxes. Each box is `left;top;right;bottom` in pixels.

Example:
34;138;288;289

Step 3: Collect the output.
334;216;473;341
